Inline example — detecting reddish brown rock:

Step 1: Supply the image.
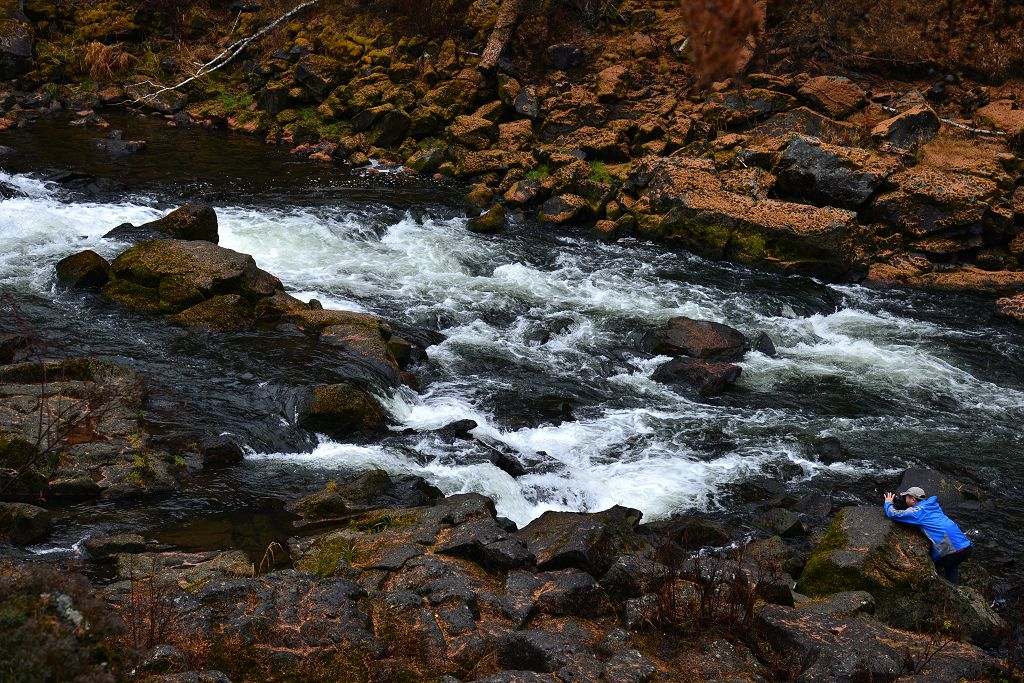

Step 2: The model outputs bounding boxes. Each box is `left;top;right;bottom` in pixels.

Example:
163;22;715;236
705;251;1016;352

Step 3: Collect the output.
798;75;866;119
976;100;1024;149
995;293;1024;323
641;316;747;361
652;357;742;396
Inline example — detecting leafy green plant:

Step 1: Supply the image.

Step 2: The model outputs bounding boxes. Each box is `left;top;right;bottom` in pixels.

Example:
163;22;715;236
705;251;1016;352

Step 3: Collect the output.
526;164;549;181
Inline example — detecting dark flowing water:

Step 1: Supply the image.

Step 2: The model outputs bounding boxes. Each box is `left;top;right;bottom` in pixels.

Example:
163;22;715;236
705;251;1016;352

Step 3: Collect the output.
2;113;1023;603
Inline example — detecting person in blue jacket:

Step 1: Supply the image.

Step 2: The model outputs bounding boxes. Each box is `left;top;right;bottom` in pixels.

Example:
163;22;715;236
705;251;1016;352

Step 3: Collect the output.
883;486;973;584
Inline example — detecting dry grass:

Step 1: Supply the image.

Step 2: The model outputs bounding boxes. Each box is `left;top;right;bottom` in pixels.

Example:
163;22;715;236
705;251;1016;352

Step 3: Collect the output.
83;42;135;81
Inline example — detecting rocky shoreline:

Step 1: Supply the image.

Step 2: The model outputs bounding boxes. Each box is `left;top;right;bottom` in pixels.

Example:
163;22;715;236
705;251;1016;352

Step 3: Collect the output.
3;0;1024;680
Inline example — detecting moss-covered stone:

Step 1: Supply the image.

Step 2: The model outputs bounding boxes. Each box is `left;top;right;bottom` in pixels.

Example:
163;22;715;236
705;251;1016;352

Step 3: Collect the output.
299;382;386;438
55;250;110;289
169;294;255;329
467;203;505;234
297;482;350;520
0;502;51;545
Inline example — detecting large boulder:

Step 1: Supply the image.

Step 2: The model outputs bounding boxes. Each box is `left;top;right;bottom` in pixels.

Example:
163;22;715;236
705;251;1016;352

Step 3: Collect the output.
295;54;344;100
795;506;1004;645
700;89;799;128
652;358;741;396
753;604;1000;683
0;12;33;80
657;187;859;278
641;316;746;361
104;204;219;244
870;166;999;237
896;468;986;511
102;239;280;315
515;506;644;576
774;135;900;210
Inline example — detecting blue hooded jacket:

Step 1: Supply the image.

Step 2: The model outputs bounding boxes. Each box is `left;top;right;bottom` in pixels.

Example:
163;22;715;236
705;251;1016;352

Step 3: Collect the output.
884;496;972;560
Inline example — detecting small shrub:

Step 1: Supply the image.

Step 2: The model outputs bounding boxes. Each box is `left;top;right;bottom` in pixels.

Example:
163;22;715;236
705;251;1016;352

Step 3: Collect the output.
83;42;135;81
526;164;550;181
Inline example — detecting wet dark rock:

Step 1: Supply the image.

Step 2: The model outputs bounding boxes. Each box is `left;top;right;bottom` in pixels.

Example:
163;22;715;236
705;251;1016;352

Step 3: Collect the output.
732;477;787;504
773;135;900;210
897;467;986;510
0;333;31;365
538;194;588;224
436;518;533;570
54;250;110;289
796;505;1005;645
753;604;999;683
0;501;50;545
474;672;559;683
0;179;25;199
104;204;219;244
642;514;730;549
496;629;595;674
90;130;146;157
430;419;477;441
295;484;349;520
546;44;584;70
791;493;833;518
599;555;671;603
0;14;34;80
813;435;850;464
299;382;387;438
871;103;940;153
755;507;806;537
652;357;741;396
641;316;747;361
41;170;126;196
503;568;610;622
85;533;147;560
483;443;528;478
753;332;777;356
514;84;540;119
198;436;244;469
372;108;411;147
515;505;643;576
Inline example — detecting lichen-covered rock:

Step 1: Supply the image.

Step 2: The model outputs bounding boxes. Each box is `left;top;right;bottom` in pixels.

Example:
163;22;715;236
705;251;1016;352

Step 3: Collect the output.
515;505;643;576
753;604;1000;683
448;114;495;150
0;12;34;80
55;250;110;288
994;292;1024;323
798;75;866;119
976;100;1024;149
595;65;629;102
295;54;344;100
871;166;998;236
866;262;1024;295
774;135;900;210
299;382;387;438
467;203;505;234
538;194;588;224
169;294;254;329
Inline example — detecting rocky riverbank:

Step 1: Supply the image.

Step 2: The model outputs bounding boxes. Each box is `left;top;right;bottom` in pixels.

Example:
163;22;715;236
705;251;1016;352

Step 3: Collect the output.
2;0;1024;321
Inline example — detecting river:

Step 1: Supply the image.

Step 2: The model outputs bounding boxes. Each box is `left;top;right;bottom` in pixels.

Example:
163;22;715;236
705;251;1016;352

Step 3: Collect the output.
2;113;1023;603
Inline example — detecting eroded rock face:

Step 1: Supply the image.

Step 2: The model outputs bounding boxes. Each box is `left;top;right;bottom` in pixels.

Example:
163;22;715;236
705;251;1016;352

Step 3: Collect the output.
514;505;643;575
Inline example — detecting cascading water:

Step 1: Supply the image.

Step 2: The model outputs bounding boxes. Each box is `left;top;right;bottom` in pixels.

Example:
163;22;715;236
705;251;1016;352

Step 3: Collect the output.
2;115;1022;592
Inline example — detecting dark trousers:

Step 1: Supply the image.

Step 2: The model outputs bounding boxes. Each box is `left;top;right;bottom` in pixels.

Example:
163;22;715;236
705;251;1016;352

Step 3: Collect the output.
934;545;973;584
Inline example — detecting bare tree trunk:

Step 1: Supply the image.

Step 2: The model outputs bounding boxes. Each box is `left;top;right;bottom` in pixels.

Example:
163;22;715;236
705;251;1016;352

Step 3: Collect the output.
479;0;531;72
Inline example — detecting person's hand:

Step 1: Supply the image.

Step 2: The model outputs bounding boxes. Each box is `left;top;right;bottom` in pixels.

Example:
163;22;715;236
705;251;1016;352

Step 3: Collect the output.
883;492;895;504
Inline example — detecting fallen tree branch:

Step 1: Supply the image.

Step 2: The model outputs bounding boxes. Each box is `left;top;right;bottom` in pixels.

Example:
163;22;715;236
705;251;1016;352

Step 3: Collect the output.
129;0;322;104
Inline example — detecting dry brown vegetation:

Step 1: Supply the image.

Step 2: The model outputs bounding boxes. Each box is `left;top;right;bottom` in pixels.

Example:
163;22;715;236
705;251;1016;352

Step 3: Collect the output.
83;42;135;81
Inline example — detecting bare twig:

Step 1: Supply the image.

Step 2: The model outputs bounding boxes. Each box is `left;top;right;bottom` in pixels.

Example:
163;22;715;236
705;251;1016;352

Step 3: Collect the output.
129;0;322;104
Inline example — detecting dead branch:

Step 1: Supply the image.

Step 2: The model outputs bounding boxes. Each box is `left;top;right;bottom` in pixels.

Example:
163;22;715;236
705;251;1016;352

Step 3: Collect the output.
129;0;323;104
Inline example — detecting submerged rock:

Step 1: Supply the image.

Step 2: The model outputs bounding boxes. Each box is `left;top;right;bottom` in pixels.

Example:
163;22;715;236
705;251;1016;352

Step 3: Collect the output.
652;357;741;396
90;130;146;157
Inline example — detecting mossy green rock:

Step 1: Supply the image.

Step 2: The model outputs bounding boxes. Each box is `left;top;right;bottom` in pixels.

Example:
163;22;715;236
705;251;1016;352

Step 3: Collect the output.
55;250;110;289
467;203;505;234
297;485;350;520
102;239;282;315
170;294;255;329
0;501;51;545
797;505;1005;645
